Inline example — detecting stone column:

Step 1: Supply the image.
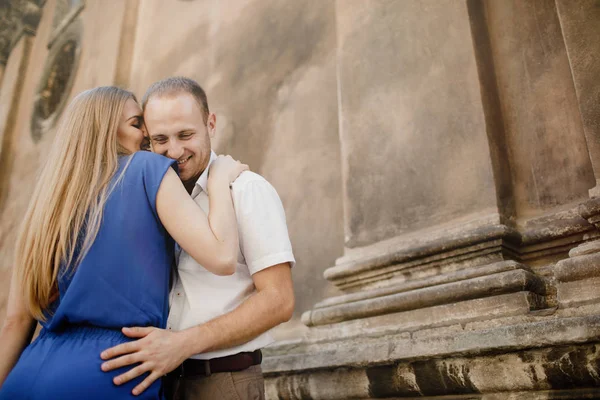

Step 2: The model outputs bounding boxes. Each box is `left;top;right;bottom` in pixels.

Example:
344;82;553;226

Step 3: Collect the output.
263;1;600;398
556;0;600;197
552;1;600;313
329;0;504;293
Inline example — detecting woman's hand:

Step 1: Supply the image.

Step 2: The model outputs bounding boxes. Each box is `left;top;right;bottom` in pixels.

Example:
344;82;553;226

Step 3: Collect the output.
208;155;249;187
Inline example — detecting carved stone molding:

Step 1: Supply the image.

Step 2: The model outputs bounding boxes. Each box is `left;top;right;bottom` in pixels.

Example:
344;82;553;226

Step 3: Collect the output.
0;0;42;66
47;0;84;48
30;19;81;141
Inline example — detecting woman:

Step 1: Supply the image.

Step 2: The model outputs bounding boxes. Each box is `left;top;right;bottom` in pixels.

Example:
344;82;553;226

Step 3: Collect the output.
0;86;246;399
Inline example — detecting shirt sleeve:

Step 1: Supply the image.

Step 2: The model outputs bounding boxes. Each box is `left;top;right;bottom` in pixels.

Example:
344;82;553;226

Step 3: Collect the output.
139;152;178;219
233;178;296;275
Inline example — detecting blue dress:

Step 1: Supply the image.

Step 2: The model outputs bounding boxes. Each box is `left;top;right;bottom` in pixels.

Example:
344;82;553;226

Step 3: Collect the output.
0;152;177;400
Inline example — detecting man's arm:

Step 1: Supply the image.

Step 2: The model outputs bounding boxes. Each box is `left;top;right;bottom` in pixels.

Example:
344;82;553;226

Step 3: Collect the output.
100;263;294;395
182;262;293;353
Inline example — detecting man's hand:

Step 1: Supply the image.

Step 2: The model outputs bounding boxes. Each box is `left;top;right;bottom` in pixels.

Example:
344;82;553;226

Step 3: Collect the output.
100;327;189;396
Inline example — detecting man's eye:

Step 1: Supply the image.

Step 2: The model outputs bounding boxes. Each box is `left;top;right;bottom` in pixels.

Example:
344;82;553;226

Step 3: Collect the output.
152;138;167;144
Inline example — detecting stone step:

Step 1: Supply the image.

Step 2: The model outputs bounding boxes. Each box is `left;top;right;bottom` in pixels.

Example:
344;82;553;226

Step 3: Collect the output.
315;260;527;309
264;315;600;373
302;268;546;326
305;292;545;344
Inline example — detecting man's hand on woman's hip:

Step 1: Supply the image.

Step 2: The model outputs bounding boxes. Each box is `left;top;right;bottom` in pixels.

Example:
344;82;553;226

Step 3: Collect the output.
100;327;189;396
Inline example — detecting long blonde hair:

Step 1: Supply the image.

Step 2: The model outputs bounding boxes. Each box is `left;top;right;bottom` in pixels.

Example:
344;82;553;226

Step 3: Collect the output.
16;86;136;321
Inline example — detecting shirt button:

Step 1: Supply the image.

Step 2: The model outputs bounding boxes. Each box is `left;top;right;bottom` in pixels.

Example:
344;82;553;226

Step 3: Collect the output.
177;293;181;296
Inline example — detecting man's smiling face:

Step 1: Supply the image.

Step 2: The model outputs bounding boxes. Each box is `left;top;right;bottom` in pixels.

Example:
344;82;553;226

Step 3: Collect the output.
144;93;214;191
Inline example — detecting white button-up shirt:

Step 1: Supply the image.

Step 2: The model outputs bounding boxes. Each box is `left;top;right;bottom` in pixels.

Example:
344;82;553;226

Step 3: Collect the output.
167;151;295;360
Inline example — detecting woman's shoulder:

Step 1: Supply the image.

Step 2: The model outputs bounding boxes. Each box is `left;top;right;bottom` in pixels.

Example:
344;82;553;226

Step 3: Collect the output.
130;151;173;163
117;152;178;188
127;151;177;171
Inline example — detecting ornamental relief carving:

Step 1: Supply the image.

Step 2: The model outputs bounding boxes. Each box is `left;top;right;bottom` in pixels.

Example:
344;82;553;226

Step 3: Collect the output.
30;19;81;141
0;0;43;66
48;0;84;47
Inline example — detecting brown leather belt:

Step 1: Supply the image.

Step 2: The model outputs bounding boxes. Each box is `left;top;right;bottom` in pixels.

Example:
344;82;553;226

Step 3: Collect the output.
168;350;262;378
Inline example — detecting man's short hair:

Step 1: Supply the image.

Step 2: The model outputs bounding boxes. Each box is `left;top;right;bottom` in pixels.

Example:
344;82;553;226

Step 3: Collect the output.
141;76;210;123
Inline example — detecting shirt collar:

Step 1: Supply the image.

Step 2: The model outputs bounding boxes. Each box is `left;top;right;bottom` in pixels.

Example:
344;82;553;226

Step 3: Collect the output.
192;151;217;197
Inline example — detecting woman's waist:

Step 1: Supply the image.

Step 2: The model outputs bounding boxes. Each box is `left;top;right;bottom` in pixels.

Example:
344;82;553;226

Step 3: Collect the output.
38;324;131;343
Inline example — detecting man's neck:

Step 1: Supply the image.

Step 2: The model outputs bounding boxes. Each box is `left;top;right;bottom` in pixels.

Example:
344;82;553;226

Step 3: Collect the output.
183;181;195;194
183;168;206;195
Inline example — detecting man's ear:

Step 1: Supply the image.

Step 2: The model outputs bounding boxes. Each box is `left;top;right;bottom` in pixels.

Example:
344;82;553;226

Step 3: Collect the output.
207;113;217;138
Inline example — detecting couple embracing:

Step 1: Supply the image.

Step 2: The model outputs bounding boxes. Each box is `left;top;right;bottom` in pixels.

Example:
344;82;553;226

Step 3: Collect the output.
0;77;295;400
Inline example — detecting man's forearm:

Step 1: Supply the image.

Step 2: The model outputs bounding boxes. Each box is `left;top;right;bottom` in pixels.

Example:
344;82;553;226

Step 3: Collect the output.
178;286;293;357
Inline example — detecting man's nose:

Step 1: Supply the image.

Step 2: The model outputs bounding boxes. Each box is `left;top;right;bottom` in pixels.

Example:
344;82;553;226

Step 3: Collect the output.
166;141;184;160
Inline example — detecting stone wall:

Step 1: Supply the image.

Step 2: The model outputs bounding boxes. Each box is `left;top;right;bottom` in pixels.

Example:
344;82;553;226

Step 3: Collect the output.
262;1;600;398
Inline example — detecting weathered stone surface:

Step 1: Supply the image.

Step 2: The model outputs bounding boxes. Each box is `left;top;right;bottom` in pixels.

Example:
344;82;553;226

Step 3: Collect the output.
555;0;600;196
325;205;598;293
30;18;81;141
336;0;496;249
554;252;600;282
557;277;600;309
47;0;83;47
316;260;526;309
265;316;600;373
265;343;600;399
481;389;600;400
306;292;543;343
0;0;42;65
579;197;600;233
480;0;594;217
569;240;600;258
325;219;507;292
303;269;545;326
0;36;32;210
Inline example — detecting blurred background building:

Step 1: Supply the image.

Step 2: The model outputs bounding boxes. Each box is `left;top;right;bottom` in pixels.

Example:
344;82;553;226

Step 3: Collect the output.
1;0;600;398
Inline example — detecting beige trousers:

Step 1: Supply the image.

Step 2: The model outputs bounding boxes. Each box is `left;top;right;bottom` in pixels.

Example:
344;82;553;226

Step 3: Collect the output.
165;365;265;400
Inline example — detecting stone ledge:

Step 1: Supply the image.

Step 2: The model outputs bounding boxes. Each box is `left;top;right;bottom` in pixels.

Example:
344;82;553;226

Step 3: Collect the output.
325;224;508;285
557;277;600;308
265;343;600;399
324;207;595;292
302;269;546;326
579;197;600;229
264;315;600;373
314;260;527;309
305;292;544;343
554;251;600;282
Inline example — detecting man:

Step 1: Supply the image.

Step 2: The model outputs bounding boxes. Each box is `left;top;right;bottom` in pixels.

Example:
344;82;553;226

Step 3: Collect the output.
100;77;295;399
